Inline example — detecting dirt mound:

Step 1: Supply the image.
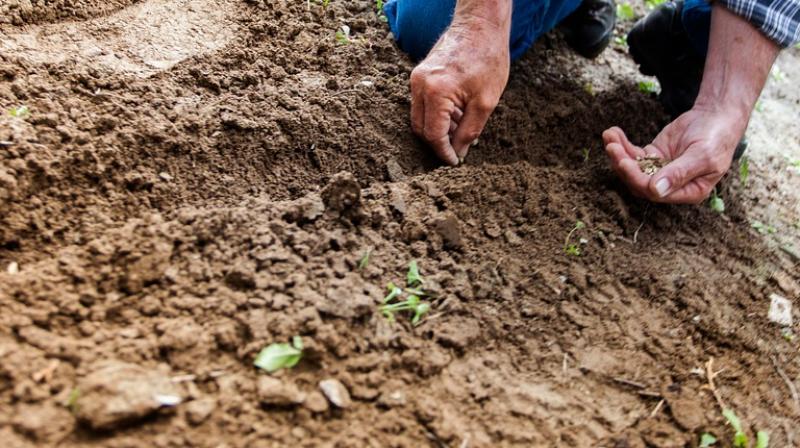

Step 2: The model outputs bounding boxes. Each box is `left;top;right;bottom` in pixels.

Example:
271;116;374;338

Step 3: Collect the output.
0;0;798;446
0;0;140;26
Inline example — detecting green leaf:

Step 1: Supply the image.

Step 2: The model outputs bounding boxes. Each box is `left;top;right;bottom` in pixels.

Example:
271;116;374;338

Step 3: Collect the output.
383;282;402;303
614;35;628;47
358;248;372;270
722;409;748;448
8;105;29;118
739;156;749;186
638;80;658;94
644;0;666;8
575;220;586;230
709;193;725;213
65;388;80;413
254;341;303;373
565;244;581;256
407;260;423;286
292;335;303;350
699;433;717;448
756;431;769;448
581;147;591;162
412;302;430;325
335;25;351;45
616;2;635;20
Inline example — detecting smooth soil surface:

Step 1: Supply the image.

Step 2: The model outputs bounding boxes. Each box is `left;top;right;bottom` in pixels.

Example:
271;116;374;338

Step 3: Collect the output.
1;1;799;446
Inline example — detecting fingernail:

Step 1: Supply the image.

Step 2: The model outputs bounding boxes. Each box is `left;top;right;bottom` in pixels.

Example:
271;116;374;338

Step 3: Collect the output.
655;178;670;197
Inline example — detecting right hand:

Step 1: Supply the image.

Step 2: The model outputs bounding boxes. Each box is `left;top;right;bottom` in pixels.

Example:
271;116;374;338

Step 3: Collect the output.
410;18;511;165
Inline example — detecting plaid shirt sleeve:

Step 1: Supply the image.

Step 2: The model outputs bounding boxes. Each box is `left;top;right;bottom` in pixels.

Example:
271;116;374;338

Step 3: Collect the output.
716;0;800;47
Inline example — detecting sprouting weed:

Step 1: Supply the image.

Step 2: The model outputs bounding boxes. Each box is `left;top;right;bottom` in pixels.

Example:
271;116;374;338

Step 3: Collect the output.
358;248;372;270
65;388;80;413
254;336;304;373
380;261;431;326
335;25;351;45
564;220;586;256
738;156;749;186
614;35;628;47
722;409;768;448
583;83;595;96
8;105;29;118
637;80;658;94
616;2;635;20
709;189;725;213
751;220;776;235
581;147;591;162
644;0;666;9
755;100;764;112
698;433;717;448
375;0;387;22
770;65;785;82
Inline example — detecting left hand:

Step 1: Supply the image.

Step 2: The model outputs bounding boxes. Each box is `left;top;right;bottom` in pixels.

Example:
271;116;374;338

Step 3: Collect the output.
602;107;746;204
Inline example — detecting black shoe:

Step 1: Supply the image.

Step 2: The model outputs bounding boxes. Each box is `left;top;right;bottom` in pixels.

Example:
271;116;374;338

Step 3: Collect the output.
561;0;617;59
628;1;747;159
627;0;704;117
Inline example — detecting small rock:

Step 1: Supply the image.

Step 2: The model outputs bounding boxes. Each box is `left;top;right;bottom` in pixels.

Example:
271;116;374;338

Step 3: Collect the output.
385;158;407;182
185;397;216;425
257;376;305;406
321;172;361;212
319;379;351;409
7;261;18;274
302;390;330;413
768;293;792;326
75;361;182;430
377;389;407;408
158;172;173;181
431;213;462;249
389;185;407;216
503;230;523;246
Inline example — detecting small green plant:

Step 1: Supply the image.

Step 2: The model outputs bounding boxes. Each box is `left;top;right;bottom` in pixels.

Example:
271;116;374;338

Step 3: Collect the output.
789;159;800;168
637;80;658;94
358;248;372;270
722;409;769;448
581;147;590;162
751;220;776;235
65;388;80;413
645;0;666;8
782;327;794;342
375;0;387;22
564;220;586;256
614;34;628;47
380;261;431;325
583;83;595;96
755;100;764;112
699;433;717;448
616;2;635;20
770;65;785;82
709;189;725;213
8;105;29;118
254;336;303;373
335;25;351;44
738;156;749;186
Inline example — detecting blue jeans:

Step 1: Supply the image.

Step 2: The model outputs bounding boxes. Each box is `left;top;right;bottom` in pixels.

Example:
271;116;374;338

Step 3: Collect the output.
384;0;712;61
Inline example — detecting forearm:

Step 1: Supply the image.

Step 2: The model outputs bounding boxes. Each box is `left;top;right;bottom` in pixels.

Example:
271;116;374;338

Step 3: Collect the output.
451;0;512;36
694;5;780;128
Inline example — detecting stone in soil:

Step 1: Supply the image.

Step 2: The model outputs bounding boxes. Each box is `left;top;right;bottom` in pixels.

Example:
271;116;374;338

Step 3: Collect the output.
257;376;306;407
74;361;182;430
319;378;351;409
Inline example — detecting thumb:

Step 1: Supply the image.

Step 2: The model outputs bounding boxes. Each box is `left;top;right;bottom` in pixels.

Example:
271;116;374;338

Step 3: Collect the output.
451;100;493;158
649;152;707;199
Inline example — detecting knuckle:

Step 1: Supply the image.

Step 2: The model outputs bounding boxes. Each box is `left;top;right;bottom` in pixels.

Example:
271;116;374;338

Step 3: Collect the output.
474;97;496;114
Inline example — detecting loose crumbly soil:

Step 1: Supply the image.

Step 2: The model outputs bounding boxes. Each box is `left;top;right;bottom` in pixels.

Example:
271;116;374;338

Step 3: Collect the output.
1;1;798;446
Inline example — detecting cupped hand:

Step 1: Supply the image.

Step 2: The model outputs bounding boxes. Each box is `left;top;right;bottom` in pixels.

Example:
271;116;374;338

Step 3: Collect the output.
410;20;510;165
602;107;747;204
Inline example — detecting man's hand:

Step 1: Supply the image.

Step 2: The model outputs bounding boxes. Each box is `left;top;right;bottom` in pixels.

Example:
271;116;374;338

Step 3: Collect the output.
603;108;745;203
410;0;512;165
604;5;779;203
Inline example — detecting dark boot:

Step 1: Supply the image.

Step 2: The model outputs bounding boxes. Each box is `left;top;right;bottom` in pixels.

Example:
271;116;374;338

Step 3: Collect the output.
561;0;617;59
627;0;747;159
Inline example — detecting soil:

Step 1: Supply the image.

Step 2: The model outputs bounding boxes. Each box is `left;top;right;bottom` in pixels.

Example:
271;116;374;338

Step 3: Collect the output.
1;1;799;447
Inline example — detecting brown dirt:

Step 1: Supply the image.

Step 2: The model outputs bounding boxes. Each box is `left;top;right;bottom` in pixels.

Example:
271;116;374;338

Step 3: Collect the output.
1;1;798;447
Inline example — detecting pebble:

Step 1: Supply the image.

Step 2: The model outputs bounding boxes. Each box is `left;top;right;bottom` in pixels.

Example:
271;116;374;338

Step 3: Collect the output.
302;390;330;413
319;378;351;409
257;376;305;406
185;397;216;425
768;293;792;326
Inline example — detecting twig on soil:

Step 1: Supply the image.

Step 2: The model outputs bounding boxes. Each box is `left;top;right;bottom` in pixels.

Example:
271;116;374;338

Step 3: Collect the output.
649;398;665;418
704;357;727;411
562;353;569;375
613;377;648;389
771;355;800;412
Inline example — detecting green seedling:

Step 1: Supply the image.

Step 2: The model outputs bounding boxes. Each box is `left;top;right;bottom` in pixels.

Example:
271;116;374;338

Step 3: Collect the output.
722;409;769;448
335;25;351;45
358;248;372;270
751;220;776;235
770;65;785;82
783;328;796;342
581;147;591;162
645;0;666;8
616;2;635;20
614;35;628;47
583;83;595;96
699;433;717;448
789;159;800;168
755;100;764;112
8;105;29;118
375;0;388;22
407;259;423;286
738;156;749;186
709;189;725;213
254;336;303;373
65;387;80;413
307;0;330;7
637;80;658;94
564;220;586;256
380;261;431;325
